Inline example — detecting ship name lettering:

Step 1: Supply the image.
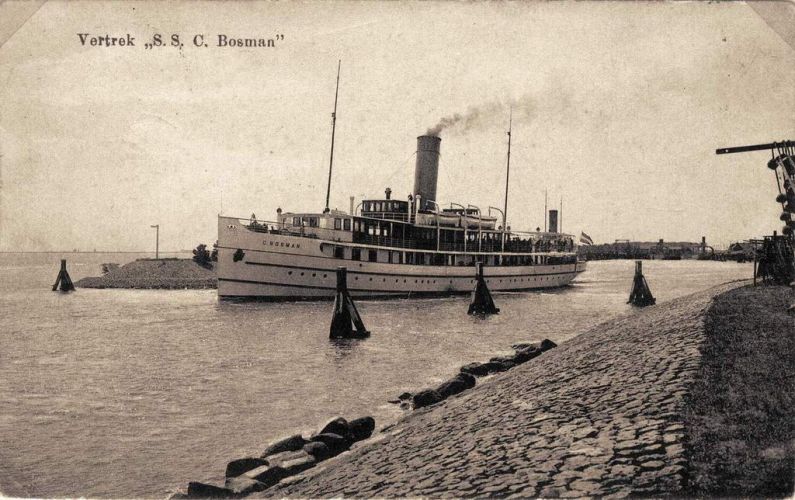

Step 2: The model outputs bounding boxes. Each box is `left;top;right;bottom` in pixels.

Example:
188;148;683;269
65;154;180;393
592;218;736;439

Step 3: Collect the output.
217;34;277;48
262;239;298;249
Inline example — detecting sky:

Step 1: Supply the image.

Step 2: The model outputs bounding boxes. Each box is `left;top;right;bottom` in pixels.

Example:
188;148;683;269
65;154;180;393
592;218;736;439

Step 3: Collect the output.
0;1;793;251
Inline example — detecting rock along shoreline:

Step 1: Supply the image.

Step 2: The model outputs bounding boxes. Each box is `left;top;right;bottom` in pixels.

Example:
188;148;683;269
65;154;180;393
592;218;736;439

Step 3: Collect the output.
173;280;794;498
76;258;217;290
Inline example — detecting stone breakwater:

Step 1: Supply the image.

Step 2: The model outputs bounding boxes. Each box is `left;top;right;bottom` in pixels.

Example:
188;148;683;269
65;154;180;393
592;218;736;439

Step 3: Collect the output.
253;281;747;498
398;339;558;410
173;340;560;498
76;259;216;289
172;415;378;498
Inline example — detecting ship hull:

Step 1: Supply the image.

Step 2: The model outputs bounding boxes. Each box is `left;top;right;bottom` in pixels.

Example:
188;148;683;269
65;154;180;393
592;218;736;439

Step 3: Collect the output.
218;216;586;300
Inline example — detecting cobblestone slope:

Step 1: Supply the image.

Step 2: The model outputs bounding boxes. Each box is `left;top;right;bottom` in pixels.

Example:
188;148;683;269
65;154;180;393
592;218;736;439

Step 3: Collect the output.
273;281;744;498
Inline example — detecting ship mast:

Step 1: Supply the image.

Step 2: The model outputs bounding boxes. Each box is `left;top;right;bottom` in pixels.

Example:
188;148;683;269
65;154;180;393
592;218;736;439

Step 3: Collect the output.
503;109;512;232
324;60;341;213
502;109;512;251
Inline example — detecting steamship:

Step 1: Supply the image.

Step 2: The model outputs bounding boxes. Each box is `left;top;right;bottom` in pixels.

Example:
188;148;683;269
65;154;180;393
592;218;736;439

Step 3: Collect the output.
216;134;586;300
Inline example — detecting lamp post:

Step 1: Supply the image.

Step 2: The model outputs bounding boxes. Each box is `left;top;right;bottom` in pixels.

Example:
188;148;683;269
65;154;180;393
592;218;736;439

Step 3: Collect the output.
150;225;159;259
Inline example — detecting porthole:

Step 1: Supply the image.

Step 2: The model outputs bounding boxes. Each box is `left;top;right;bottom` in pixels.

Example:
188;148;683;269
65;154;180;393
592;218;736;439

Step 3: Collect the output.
369;277;373;281
323;274;327;278
312;273;316;277
355;276;359;280
288;271;293;275
300;272;304;276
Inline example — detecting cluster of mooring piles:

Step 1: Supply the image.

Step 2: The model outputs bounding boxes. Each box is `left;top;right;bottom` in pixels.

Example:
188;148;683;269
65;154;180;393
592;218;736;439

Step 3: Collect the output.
391;338;558;410
716;140;795;286
171;415;376;498
329;261;503;340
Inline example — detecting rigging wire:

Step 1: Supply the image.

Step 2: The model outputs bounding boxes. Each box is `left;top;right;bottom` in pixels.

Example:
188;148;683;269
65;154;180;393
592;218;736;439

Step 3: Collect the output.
379;151;418;194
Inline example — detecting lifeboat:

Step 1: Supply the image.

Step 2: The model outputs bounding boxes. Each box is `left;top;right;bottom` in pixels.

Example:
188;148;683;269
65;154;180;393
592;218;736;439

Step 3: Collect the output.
460;213;498;230
415;211;460;227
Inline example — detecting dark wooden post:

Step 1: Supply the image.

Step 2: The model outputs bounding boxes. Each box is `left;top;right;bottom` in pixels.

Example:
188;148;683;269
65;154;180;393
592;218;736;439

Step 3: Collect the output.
330;267;370;339
753;240;758;286
52;259;76;292
468;262;500;315
628;260;655;306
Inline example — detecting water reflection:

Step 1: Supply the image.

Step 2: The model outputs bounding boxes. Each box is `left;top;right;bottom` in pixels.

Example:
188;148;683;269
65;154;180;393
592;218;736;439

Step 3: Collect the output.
328;337;363;363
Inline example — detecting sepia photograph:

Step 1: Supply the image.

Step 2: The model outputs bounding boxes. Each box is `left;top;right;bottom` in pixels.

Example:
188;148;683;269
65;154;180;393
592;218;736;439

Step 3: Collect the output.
0;1;793;498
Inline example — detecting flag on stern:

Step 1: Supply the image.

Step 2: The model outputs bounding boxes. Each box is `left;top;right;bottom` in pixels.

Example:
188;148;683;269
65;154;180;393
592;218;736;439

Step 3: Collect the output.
579;232;594;245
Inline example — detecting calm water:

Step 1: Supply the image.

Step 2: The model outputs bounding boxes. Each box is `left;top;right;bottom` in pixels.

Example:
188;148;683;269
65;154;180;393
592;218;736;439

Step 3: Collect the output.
0;253;752;498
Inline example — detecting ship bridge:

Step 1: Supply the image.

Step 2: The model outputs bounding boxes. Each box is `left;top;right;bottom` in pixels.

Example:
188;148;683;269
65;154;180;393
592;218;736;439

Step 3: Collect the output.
361;188;410;222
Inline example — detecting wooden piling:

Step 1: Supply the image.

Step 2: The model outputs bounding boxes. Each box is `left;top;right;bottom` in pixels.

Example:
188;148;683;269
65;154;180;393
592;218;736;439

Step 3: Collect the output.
628;260;655;306
753;240;758;286
468;262;500;316
329;267;370;339
52;259;76;292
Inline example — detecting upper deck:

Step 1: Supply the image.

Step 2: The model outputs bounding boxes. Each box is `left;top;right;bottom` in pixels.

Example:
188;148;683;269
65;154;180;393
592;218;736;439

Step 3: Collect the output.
237;206;575;256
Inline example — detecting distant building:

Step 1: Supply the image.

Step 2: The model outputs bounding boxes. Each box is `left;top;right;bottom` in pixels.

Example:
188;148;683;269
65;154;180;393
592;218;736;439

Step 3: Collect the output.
725;242;755;262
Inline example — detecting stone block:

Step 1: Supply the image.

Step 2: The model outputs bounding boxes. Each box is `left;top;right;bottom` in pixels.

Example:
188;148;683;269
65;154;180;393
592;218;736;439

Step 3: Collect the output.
243;465;289;487
436;373;476;399
186;482;233;498
225;457;268;478
224;475;267;495
280;453;316;475
348;416;376;442
303;441;333;461
540;339;558;351
513;347;542;364
319;417;349;437
412;389;443;408
309;432;350;454
460;362;491;377
261;434;307;458
264;449;307;466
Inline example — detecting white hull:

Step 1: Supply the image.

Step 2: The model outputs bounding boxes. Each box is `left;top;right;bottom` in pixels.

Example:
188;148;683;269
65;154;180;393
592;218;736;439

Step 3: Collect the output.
218;216;586;300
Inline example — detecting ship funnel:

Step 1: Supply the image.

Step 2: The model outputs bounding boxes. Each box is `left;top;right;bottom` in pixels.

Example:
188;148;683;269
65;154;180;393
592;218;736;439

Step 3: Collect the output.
413;135;441;211
548;209;559;233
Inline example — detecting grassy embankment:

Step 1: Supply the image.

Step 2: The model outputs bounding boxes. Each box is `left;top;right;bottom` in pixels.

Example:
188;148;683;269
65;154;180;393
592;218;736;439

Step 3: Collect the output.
685;284;795;497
